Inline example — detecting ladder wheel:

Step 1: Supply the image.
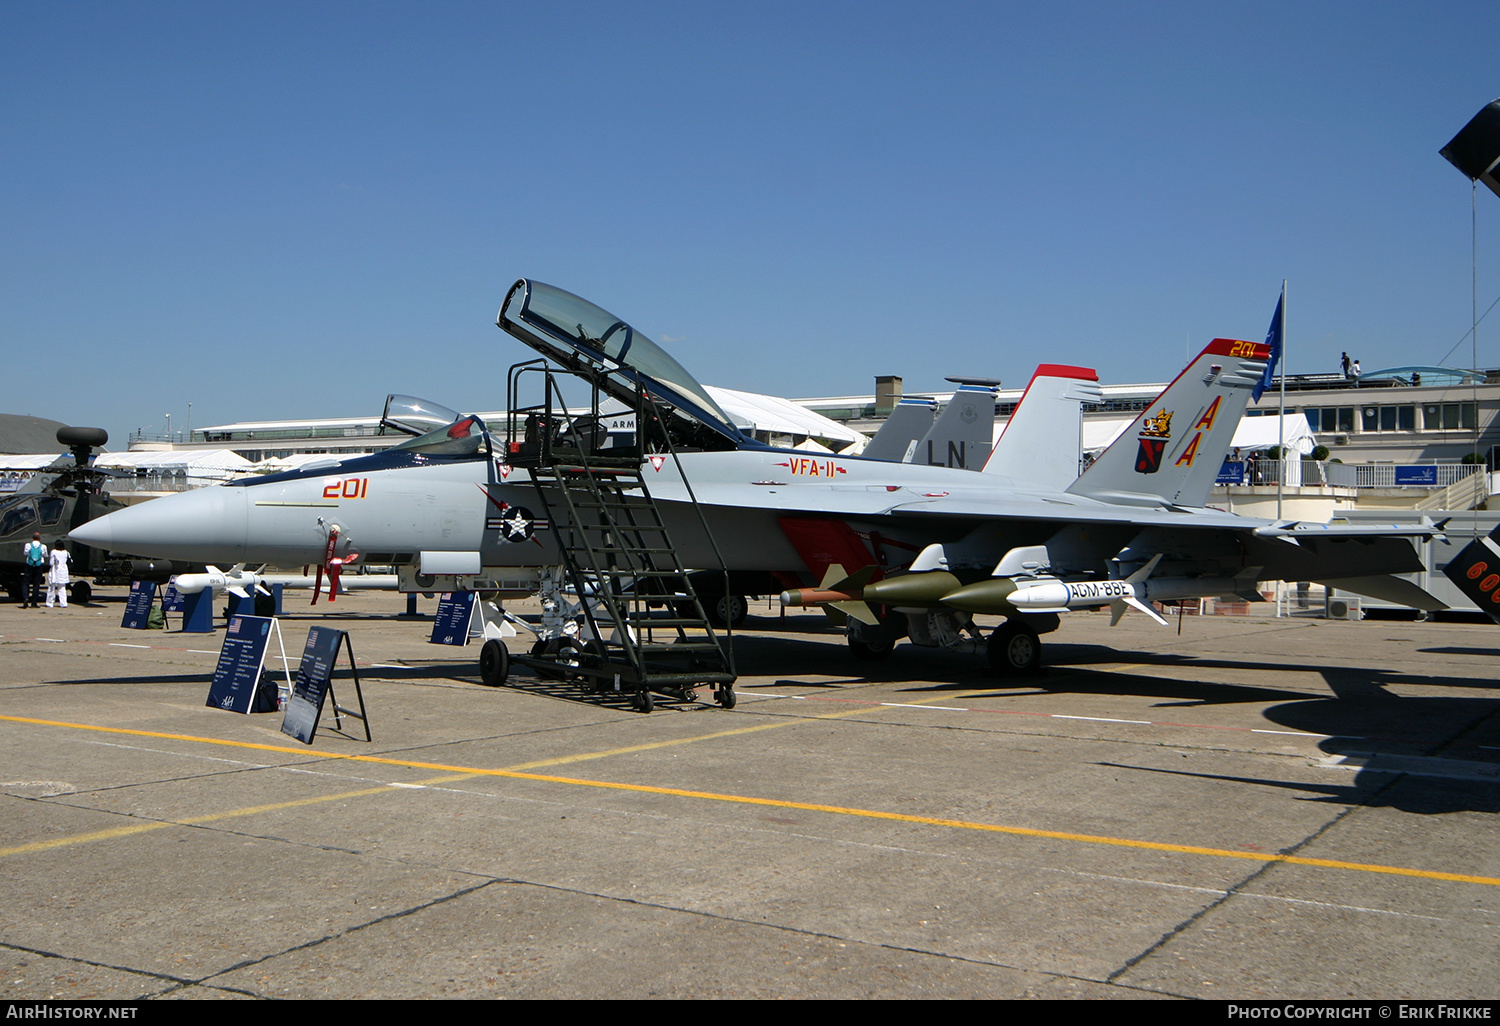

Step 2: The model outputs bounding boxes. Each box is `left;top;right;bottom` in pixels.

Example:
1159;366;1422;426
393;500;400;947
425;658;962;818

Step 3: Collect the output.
554;638;585;680
479;640;510;687
716;686;736;709
530;638;565;679
580;640;608;692
636;688;654;713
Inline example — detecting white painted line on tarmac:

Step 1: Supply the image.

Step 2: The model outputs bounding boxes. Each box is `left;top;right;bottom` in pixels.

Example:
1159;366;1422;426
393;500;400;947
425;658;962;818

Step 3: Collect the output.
1318;753;1500;782
108;643;150;649
1054;714;1152;725
879;702;967;711
34;638;64;643
1048;866;1446;921
187;650;217;654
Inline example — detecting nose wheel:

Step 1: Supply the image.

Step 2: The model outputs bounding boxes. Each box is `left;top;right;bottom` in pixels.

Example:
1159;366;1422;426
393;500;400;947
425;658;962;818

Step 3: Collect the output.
479;639;510;687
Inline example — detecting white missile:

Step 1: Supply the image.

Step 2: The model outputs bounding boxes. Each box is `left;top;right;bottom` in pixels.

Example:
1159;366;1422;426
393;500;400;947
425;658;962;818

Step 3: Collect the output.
171;565;398;596
1005;576;1169;626
1004;555;1257;627
171;564;269;599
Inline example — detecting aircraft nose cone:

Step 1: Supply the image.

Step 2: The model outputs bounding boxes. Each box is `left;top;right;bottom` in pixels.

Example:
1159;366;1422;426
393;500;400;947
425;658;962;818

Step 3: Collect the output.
68;516;112;550
68;487;249;560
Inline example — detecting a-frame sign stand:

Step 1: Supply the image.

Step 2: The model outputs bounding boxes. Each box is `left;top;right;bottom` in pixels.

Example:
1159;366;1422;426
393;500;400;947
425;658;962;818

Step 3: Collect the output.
206;615;294;714
280;626;371;745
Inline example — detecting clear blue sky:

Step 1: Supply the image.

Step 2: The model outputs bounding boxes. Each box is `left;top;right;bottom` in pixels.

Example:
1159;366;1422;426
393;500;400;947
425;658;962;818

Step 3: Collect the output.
4;1;1499;446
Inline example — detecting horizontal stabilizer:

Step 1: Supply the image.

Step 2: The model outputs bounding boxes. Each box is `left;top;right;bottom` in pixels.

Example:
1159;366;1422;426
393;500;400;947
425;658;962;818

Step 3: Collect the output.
1317;575;1448;613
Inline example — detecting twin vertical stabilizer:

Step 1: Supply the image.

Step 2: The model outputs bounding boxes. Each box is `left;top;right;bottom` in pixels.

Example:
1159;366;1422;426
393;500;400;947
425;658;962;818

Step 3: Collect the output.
982;364;1102;491
1066;339;1269;508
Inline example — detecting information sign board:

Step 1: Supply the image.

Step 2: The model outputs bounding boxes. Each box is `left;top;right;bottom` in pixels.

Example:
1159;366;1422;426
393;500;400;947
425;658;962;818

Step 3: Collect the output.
281;626;345;744
121;581;157;630
429;591;476;645
1216;460;1245;485
1394;465;1439;486
206;615;274;713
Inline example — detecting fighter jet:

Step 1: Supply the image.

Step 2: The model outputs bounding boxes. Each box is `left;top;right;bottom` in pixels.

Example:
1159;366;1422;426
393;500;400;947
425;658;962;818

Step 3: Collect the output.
73;279;1443;675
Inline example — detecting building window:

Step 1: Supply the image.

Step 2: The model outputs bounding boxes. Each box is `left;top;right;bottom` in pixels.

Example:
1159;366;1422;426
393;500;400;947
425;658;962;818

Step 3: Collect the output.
1424;402;1477;430
1359;404;1418;433
1317;406;1355;433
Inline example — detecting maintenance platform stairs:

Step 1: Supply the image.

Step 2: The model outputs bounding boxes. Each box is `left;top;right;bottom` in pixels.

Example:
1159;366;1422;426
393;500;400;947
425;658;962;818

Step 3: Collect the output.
526;457;735;711
486;363;736;713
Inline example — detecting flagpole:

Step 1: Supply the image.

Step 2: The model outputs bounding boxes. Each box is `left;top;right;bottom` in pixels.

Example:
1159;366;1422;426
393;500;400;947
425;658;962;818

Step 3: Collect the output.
1277;280;1287;521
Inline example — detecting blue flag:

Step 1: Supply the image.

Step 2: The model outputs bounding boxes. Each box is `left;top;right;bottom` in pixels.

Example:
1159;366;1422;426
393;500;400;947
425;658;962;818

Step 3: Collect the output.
1252;291;1284;402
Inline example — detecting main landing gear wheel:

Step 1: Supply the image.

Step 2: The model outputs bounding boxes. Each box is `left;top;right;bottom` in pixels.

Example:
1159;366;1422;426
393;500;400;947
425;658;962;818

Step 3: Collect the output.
847;623;894;661
709;594;749;630
479;639;510;687
989;621;1042;677
715;686;736;709
69;580;92;605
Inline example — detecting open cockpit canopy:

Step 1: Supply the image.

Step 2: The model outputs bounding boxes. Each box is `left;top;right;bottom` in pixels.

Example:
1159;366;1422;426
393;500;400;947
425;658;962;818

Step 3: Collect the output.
381;395;489;457
497;280;748;449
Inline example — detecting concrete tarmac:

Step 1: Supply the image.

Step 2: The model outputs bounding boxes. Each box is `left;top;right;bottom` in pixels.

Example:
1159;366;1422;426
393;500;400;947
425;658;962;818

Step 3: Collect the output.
2;591;1498;1000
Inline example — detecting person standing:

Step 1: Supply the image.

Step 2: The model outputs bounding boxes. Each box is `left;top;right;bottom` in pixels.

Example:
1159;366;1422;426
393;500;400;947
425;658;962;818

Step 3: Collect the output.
45;539;72;609
21;531;46;608
1351;359;1362;387
1340;352;1351;379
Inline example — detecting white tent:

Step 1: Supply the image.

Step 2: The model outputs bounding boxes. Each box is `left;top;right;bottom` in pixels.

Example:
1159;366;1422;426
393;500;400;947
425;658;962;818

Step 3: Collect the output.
707;386;868;454
1225;413;1316;456
94;449;254;482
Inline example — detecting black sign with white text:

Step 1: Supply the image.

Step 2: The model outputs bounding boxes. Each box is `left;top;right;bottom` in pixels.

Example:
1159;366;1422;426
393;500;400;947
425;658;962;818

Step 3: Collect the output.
281;626;345;744
206;615;273;714
121;581;156;630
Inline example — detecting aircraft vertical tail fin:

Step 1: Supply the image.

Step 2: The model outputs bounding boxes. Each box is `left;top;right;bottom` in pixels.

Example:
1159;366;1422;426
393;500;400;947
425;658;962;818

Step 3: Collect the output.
911;380;998;470
982;364;1102;490
1066;339;1269;508
862;397;938;463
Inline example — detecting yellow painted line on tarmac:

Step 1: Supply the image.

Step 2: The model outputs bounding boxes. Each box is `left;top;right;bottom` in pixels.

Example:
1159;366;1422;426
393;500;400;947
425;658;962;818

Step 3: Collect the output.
4;711;1494;887
0;700;909;860
0;780;468;864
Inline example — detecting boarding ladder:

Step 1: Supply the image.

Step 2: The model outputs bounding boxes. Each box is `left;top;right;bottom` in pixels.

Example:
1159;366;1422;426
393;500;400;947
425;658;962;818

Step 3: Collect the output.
504;363;736;712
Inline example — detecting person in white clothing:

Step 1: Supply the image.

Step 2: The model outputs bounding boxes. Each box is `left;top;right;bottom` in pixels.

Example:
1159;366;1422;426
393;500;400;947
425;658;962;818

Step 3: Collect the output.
46;539;72;609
